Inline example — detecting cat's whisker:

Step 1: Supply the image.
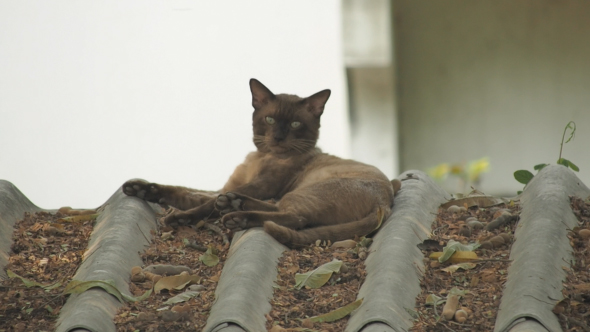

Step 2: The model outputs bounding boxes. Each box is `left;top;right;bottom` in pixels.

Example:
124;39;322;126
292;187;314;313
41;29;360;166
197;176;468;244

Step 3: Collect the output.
288;139;316;153
253;135;269;149
291;144;305;154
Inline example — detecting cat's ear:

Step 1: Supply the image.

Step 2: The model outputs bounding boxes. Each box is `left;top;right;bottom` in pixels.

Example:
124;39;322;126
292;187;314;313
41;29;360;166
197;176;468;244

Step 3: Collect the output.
250;79;275;109
305;89;331;117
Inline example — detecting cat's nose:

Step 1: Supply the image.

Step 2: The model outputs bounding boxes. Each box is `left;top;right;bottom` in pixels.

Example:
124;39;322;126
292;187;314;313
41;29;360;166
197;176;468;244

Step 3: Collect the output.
273;132;286;142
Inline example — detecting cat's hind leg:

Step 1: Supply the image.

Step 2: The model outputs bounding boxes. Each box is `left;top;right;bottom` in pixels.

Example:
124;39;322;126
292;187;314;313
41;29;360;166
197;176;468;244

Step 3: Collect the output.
215;192;278;214
264;206;385;247
221;211;306;231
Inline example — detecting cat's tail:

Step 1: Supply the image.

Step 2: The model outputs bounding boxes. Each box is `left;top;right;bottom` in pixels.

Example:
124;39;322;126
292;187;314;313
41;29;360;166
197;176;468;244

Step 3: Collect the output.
263;205;391;248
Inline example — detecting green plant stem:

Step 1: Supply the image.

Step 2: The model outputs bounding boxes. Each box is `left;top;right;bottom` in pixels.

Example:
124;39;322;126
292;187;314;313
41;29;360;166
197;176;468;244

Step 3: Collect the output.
559;121;575;160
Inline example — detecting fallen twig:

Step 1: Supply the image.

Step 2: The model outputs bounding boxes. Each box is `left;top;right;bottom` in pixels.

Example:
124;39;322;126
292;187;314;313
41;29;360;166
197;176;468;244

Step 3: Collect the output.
136;223;151;244
185;240;208;252
204;223;229;246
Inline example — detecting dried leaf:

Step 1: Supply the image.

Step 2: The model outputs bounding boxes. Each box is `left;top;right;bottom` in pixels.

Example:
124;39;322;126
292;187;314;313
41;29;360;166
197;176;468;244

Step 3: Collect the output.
441;195;506;209
429;251;479;264
154;274;202;294
308;298;363;323
163;290;200;305
57;214;99;223
438;240;480;263
143;264;192;276
374;206;386;230
294;259;342;290
442;263;477;273
331;239;357;249
63;279;151;302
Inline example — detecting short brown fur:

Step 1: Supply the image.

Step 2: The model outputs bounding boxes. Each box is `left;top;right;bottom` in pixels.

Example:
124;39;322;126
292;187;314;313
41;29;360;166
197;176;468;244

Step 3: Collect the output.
122;79;399;247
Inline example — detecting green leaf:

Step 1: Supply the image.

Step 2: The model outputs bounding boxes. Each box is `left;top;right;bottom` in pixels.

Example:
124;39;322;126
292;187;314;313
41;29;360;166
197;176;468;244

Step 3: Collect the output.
308;298;363;323
557;158;568;167
295;259;342;290
514;170;534;185
63;279;151;303
357;237;373;248
7;269;61;290
533;164;548;171
562;158;580;172
517;191;523;195
425;293;443;306
199;247;219;267
449;287;467;297
439;240;479;263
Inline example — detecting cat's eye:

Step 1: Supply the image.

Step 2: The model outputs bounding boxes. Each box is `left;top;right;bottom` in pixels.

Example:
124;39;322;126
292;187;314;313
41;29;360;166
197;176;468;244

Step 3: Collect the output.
291;121;301;128
265;116;275;125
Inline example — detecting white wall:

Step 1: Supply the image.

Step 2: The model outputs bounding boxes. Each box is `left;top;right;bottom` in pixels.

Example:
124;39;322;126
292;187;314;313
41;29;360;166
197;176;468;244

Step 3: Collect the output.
394;1;590;195
348;67;398;179
343;0;398;179
0;0;349;209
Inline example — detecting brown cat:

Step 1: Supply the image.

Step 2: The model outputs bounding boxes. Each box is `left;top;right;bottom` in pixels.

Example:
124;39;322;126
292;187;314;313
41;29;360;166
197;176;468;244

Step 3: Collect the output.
122;79;400;247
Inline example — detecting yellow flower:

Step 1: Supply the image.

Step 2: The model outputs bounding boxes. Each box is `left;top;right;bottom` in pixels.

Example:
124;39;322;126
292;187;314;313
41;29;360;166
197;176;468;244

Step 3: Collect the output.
467;157;490;182
450;164;464;175
429;163;450;180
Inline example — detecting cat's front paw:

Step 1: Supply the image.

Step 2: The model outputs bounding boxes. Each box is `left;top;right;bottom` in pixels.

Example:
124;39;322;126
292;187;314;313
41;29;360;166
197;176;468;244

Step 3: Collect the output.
122;179;164;204
215;193;243;214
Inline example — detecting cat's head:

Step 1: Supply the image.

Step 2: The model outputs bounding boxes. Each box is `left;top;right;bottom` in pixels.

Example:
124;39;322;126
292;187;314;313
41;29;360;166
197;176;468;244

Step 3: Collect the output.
249;78;331;155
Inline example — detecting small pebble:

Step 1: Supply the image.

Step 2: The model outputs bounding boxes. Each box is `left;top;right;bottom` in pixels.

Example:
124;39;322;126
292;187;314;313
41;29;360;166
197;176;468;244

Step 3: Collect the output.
479;241;493;250
188;284;205;291
331;239;357;249
339;263;349;273
161;231;174;241
136;312;156;321
467;220;484;230
458;225;471;237
447;205;461;213
301;319;314;329
498;233;513;242
578;228;590;239
171;304;191;313
489;235;505;248
454;309;468;323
